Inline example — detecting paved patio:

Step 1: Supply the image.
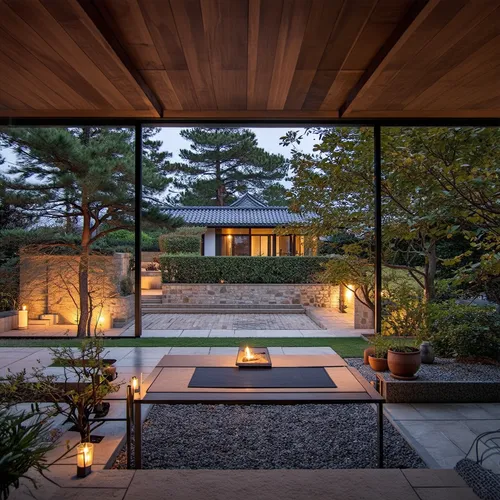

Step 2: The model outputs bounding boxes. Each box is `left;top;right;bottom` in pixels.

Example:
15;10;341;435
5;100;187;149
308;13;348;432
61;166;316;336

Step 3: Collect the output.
385;402;500;472
0;308;368;338
10;468;478;500
0;346;486;500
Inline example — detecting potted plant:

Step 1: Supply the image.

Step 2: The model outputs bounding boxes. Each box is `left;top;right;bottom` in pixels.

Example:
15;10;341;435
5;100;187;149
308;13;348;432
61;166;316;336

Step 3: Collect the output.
368;335;389;371
387;338;421;379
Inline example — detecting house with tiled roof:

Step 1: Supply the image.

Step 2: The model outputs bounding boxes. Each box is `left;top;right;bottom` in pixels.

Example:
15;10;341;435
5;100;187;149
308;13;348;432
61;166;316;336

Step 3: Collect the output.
165;193;315;257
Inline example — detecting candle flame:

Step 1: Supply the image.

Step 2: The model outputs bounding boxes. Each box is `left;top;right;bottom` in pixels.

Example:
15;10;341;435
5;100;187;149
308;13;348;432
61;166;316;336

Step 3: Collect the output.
22;305;27;311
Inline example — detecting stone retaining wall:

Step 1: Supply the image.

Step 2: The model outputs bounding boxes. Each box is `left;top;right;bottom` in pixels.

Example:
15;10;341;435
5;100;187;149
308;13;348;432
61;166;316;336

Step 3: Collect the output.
0;311;18;333
162;283;340;308
20;252;134;329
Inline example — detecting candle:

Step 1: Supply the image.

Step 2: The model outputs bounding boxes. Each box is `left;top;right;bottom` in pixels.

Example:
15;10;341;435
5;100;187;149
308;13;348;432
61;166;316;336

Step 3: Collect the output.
131;376;140;393
76;443;93;477
18;305;28;330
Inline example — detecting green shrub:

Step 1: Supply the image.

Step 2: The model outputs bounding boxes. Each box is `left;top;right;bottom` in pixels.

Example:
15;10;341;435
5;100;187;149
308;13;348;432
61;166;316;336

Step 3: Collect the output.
382;282;428;338
160;256;329;284
0;406;56;500
159;234;201;255
428;301;500;360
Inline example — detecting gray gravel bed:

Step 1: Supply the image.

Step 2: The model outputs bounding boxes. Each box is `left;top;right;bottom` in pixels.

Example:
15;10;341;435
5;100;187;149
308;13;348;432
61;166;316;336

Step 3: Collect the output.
347;357;500;383
114;403;425;470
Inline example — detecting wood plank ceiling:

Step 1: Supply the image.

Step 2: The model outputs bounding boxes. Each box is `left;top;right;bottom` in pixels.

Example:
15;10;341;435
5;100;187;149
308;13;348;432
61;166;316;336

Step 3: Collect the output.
0;0;499;120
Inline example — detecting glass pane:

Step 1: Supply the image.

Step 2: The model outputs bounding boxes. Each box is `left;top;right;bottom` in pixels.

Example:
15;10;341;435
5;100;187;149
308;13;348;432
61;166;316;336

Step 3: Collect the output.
251;228;274;235
277;236;291;256
221;235;232;256
233;235;250;256
251;235;270;256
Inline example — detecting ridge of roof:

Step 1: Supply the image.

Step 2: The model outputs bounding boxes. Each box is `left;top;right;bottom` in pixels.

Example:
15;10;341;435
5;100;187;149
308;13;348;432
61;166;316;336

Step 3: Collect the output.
230;192;268;208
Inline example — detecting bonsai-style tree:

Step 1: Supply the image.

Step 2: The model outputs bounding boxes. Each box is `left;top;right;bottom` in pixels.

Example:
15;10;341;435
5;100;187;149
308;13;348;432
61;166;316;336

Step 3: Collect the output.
44;337;121;443
0;127;182;337
170;128;288;206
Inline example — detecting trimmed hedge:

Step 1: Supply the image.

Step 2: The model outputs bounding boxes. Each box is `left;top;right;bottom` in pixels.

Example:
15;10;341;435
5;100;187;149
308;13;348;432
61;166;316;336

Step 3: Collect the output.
160;256;329;284
159;234;201;255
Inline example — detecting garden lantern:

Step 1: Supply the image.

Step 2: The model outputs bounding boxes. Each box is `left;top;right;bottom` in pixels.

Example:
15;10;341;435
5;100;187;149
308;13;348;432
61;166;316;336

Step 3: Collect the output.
76;443;94;478
17;305;28;330
131;376;140;394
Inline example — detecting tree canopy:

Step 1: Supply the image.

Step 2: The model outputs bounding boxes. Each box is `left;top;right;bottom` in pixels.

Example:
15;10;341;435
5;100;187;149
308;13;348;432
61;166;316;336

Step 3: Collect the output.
170;128;288;206
282;126;500;303
0;126;182;336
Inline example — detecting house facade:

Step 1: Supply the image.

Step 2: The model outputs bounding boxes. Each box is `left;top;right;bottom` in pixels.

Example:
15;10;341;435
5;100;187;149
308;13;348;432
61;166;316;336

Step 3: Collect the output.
165;193;315;257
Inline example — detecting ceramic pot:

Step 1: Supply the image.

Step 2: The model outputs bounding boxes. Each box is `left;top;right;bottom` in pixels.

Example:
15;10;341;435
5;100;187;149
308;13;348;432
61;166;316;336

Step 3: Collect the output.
420;341;435;364
388;349;421;379
368;355;388;372
363;347;375;365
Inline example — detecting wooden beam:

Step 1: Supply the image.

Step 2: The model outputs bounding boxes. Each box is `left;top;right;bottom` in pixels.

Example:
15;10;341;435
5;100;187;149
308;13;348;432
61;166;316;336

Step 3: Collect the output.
339;0;439;117
161;109;340;120
76;0;163;117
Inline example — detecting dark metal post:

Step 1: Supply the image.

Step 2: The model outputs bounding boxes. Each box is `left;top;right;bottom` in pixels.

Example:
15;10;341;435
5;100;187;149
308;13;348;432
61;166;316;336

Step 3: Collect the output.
134;123;142;337
377;401;384;468
134;400;142;469
374;125;382;334
126;385;132;469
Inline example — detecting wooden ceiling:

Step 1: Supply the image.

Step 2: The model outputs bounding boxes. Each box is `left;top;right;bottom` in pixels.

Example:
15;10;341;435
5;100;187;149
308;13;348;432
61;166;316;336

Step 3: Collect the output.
1;0;500;120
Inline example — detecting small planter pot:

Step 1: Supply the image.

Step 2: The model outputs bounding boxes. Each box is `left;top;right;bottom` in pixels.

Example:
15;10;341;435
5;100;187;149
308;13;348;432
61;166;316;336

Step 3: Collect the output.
368;355;388;372
363;347;375;365
388;348;421;380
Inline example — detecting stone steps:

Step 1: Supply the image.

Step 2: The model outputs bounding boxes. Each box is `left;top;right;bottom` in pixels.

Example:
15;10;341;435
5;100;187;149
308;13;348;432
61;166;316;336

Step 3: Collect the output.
28;318;52;326
141;304;305;315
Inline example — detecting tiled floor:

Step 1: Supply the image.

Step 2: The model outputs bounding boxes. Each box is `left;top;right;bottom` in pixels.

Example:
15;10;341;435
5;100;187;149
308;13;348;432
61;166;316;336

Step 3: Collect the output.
385;403;500;472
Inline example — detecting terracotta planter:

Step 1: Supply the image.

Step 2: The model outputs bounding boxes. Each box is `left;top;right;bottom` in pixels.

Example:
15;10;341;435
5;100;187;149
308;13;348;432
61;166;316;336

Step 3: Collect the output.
368;355;388;372
363;347;375;365
388;349;421;379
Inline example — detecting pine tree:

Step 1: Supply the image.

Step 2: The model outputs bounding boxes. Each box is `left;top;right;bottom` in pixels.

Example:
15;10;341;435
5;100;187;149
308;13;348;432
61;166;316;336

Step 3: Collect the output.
0;127;181;338
170;128;288;206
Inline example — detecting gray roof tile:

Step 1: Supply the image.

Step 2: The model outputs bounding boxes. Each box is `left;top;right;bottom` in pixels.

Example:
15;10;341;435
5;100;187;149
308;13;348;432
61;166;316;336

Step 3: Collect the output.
165;206;308;227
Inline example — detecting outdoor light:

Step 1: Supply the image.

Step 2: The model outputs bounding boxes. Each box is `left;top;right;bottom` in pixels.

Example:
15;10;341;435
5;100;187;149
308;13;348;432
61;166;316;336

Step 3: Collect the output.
76;443;94;478
17;305;28;330
131;376;140;393
236;346;272;368
345;285;354;300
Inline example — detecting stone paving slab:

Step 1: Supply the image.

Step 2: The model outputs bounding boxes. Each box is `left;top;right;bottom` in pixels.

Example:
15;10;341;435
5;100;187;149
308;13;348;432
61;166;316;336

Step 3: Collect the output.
402;469;468;487
385;403;500;472
414;487;479;500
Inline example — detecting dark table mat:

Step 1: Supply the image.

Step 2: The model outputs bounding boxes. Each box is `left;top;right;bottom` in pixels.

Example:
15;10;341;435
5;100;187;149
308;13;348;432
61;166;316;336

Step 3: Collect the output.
188;367;336;389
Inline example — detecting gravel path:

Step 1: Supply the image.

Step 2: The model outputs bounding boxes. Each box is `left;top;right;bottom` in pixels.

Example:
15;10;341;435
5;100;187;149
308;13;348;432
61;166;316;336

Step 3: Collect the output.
114;403;425;470
346;357;500;383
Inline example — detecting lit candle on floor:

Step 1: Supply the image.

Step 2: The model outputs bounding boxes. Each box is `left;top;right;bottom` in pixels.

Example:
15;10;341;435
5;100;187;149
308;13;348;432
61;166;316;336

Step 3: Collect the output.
18;305;28;330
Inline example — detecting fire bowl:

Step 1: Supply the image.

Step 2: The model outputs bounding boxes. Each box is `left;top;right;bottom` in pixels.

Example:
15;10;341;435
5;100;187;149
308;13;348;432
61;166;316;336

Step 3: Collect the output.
236;346;272;368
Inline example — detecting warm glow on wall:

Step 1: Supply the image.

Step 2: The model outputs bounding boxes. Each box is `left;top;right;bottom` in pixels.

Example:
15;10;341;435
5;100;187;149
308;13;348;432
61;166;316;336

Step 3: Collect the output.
345;284;355;300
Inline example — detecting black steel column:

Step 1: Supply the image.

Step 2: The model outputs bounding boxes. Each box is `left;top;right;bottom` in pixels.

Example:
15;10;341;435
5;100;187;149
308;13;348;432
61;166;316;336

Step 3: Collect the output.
134;123;142;338
374;125;382;334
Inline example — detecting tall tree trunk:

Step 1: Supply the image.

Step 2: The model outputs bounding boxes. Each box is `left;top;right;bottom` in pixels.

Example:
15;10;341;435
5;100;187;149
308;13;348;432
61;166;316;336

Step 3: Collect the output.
77;244;90;338
424;239;437;302
215;150;225;206
77;196;91;338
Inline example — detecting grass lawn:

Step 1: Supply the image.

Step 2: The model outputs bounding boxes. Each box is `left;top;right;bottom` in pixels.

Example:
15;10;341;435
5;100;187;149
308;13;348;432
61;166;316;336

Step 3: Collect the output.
0;337;367;358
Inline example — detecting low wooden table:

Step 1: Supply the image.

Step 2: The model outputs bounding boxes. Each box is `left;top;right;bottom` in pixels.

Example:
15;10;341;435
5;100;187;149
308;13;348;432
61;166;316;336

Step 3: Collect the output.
133;354;385;468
